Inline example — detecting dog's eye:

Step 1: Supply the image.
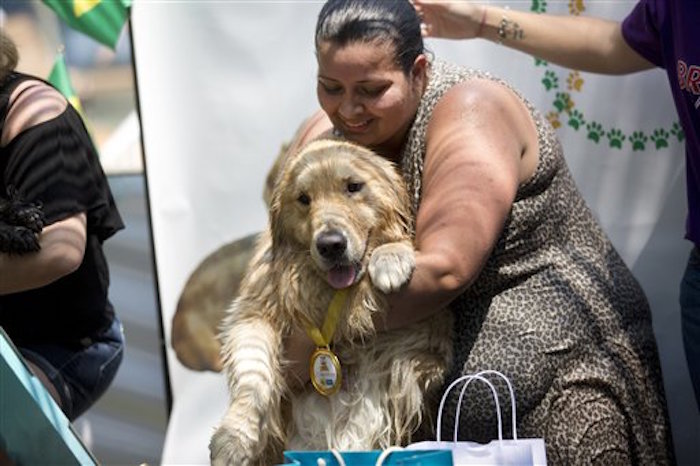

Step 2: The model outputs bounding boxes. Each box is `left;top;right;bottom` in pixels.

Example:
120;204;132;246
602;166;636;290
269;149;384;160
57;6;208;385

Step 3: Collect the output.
297;193;311;205
347;182;364;194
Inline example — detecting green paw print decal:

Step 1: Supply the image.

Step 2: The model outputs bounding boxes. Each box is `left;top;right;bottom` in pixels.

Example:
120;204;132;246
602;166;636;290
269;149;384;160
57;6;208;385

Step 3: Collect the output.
567;109;585;131
532;0;681;153
607;128;626;149
553;92;572;113
542;70;558;90
531;0;547;13
671;122;685;142
586;122;603;143
650;129;670;149
629;131;649;151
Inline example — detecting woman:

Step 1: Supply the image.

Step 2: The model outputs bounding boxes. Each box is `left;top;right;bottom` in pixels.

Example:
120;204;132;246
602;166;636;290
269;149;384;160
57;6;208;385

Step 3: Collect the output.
280;0;675;464
412;0;700;416
0;31;124;423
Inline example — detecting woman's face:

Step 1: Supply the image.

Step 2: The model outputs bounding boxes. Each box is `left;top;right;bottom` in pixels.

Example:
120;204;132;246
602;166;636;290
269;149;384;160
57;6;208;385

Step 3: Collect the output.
316;40;426;158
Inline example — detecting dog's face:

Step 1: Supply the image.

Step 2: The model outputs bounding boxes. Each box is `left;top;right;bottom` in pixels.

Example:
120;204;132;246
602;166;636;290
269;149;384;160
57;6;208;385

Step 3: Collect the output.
269;139;411;289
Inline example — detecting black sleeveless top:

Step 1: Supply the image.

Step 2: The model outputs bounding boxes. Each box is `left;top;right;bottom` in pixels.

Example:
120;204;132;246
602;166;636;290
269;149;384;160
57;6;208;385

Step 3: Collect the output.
0;72;124;345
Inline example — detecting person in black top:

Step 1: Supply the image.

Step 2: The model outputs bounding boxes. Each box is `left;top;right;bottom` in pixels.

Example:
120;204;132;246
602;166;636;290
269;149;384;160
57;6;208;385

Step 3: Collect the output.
0;30;125;422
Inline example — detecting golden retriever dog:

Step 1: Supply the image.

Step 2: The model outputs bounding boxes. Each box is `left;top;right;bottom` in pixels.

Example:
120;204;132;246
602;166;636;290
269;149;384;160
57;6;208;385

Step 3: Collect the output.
209;139;453;466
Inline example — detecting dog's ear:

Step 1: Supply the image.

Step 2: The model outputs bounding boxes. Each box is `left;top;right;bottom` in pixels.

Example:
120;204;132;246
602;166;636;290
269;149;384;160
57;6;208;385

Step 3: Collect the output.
268;181;286;251
263;142;290;209
378;171;414;242
268;152;299;252
357;152;414;242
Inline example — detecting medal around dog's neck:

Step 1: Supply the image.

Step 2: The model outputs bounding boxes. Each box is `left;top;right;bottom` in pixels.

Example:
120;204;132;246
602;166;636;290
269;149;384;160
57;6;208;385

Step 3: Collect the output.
300;288;348;396
301;288;348;349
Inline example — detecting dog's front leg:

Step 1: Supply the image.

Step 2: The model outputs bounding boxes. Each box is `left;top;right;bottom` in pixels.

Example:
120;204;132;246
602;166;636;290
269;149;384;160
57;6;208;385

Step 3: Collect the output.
210;315;286;466
368;240;415;293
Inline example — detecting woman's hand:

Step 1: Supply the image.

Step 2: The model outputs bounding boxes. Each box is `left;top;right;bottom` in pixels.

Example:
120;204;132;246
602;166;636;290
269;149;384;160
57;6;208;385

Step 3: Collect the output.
411;0;485;39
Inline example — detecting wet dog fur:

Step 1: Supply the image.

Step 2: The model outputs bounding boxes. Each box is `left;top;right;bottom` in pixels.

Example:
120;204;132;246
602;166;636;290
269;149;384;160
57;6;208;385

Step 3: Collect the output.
209;139;452;466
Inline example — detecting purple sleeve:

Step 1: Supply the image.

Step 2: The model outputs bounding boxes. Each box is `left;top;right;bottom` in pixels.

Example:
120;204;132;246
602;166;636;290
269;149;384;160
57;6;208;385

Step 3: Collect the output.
621;0;663;67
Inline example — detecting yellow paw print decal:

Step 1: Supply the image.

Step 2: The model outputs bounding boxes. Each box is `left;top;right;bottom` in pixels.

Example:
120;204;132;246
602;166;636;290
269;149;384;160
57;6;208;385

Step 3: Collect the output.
568;0;585;16
532;0;683;151
567;71;584;92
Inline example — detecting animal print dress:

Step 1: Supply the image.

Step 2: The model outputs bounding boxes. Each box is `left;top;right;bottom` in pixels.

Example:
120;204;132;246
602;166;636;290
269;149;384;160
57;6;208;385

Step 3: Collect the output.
401;60;675;465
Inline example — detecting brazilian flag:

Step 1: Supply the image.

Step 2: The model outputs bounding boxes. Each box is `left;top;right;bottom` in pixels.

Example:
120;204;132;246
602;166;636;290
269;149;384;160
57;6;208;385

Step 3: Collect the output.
47;52;84;116
42;0;132;50
48;52;100;149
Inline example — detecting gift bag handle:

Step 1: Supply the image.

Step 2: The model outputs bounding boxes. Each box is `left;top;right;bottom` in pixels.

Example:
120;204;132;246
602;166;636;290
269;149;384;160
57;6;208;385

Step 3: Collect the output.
326;446;404;466
454;370;518;441
436;374;501;442
375;446;406;465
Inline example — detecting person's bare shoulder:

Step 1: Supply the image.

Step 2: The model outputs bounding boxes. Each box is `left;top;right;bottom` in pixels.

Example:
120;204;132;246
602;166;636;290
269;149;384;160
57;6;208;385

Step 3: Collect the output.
1;79;67;147
428;77;536;153
432;77;527;125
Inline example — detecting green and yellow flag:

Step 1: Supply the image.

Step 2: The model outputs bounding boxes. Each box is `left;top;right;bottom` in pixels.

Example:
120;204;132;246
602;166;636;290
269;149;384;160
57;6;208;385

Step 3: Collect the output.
47;52;84;117
42;0;132;50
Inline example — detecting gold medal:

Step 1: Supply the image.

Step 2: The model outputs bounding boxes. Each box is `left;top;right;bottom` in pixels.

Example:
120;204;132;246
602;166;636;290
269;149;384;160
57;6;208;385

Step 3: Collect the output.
302;289;348;396
309;346;342;396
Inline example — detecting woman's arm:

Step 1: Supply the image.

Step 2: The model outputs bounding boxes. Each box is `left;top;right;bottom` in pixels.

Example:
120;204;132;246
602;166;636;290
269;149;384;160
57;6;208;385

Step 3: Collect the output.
0;212;87;294
412;1;654;75
380;78;538;329
283;82;535;382
0;79;87;294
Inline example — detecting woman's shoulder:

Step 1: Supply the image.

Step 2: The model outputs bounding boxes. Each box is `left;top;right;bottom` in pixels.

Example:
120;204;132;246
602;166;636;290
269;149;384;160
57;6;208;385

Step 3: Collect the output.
429;76;530;132
1;78;68;147
426;59;524;116
291;109;334;149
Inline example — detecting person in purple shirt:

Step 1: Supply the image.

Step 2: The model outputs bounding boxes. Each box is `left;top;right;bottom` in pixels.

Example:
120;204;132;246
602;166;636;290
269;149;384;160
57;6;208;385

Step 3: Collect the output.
412;0;700;413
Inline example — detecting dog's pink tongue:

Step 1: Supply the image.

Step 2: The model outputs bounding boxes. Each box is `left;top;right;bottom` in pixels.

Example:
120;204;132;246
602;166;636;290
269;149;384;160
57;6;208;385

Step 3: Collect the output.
327;265;356;289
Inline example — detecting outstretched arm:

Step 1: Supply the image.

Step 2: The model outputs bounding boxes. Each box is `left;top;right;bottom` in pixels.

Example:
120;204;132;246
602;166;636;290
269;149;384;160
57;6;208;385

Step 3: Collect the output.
412;0;655;74
0;213;87;294
379;78;533;330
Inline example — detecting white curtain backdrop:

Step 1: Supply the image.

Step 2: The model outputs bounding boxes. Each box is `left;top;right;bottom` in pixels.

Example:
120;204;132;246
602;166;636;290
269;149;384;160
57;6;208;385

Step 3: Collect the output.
131;1;698;463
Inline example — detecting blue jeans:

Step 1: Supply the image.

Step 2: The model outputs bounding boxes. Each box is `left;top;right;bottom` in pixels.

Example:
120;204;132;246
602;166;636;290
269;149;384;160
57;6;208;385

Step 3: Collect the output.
680;247;700;411
19;316;124;421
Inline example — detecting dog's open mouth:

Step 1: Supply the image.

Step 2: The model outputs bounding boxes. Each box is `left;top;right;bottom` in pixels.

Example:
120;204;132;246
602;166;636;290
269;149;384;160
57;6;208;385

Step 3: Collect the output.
327;264;359;289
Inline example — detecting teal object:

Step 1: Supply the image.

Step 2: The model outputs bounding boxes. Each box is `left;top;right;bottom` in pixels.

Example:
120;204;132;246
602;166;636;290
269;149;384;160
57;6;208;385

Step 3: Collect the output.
284;449;453;465
0;327;98;465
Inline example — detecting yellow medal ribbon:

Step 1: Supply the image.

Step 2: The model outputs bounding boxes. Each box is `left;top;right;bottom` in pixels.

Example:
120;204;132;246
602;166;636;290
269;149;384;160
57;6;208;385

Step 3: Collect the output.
304;289;349;396
306;288;348;347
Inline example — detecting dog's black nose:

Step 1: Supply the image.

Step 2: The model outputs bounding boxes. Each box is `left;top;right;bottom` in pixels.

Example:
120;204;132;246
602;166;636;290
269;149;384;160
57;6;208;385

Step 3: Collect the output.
316;230;347;260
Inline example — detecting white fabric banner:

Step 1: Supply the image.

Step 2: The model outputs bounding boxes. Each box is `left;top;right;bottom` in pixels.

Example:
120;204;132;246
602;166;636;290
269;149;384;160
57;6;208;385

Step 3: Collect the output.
131;1;698;463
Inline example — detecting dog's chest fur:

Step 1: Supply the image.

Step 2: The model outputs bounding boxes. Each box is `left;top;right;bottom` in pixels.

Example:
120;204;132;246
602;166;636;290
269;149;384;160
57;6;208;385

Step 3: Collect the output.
274;259;453;450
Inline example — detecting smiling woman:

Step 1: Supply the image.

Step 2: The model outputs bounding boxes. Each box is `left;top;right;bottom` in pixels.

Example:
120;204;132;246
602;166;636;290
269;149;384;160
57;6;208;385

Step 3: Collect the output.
269;0;677;464
314;1;426;161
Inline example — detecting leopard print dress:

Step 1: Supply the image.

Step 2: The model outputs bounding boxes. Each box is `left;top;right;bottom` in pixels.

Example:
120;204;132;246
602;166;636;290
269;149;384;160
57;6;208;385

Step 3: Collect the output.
402;60;675;465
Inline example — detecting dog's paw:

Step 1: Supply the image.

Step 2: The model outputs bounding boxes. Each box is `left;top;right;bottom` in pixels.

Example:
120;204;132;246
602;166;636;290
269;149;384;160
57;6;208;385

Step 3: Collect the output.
210;424;257;466
368;241;415;293
0;224;41;254
0;188;45;233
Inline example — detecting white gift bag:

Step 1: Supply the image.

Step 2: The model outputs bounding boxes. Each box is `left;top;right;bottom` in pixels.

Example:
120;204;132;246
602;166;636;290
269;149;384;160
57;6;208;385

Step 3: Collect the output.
405;370;547;466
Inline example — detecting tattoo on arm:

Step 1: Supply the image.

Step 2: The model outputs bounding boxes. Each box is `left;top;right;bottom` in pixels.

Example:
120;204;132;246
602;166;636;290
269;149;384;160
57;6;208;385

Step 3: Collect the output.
497;11;524;43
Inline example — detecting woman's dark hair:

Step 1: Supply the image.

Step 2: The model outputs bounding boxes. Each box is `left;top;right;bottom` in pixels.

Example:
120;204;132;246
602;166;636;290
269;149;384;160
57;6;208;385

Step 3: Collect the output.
315;0;424;75
0;31;19;80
